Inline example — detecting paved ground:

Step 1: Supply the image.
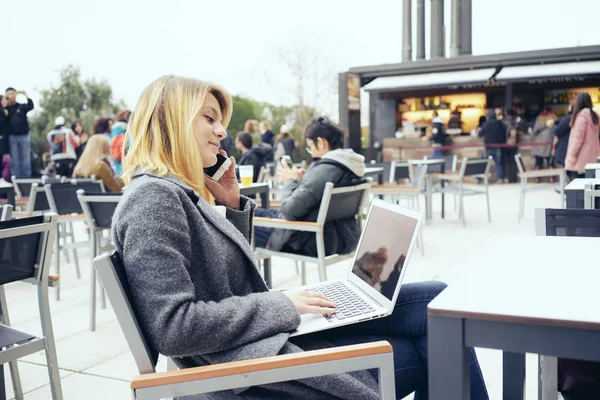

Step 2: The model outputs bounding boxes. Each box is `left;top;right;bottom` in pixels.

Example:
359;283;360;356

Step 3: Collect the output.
4;180;565;399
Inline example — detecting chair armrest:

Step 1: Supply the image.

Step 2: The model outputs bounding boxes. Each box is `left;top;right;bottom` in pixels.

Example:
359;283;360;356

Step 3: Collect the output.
12;211;31;217
57;213;86;221
518;168;564;179
130;341;392;390
253;217;322;232
430;172;462;181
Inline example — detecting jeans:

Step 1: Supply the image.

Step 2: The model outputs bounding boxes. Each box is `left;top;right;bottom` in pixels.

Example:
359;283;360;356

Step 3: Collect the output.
253;208;280;248
8;134;31;178
486;147;503;181
317;281;489;400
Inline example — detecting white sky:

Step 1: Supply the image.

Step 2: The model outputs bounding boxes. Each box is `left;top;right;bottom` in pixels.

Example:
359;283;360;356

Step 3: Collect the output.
3;0;600;116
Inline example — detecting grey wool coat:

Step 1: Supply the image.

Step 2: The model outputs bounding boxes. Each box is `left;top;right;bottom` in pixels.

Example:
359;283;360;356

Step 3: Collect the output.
112;172;379;400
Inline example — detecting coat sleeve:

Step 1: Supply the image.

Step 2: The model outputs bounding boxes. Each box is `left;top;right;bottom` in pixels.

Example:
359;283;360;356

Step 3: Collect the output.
225;196;255;243
25;99;34;113
114;182;300;358
566;115;587;160
95;162;124;192
279;166;333;221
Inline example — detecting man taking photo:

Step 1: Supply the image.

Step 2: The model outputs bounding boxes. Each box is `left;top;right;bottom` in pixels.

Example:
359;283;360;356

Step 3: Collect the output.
5;87;34;177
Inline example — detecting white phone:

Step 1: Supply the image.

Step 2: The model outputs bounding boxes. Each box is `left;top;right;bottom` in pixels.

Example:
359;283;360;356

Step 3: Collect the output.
281;155;294;169
204;153;232;181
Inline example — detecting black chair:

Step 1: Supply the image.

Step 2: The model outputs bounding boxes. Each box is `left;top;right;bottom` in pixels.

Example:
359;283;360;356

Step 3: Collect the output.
77;190;123;331
389;161;411;184
44;181;105;301
0;214;62;400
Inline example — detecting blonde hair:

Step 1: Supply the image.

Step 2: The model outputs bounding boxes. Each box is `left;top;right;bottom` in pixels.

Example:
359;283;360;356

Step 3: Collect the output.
259;120;272;130
121;75;232;202
244;119;258;134
73;134;110;177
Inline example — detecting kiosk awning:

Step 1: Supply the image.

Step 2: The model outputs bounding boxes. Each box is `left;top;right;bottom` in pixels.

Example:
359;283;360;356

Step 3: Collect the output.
363;68;496;92
495;60;600;82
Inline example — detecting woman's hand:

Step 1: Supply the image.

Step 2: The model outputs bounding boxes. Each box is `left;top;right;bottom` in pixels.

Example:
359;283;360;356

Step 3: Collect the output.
284;290;336;315
205;150;240;209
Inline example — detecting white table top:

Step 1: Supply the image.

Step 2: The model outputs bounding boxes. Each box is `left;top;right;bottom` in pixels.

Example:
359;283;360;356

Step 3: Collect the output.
428;236;600;330
585;163;600;170
409;159;445;165
0;179;13;188
239;182;269;188
364;167;384;173
564;178;600;191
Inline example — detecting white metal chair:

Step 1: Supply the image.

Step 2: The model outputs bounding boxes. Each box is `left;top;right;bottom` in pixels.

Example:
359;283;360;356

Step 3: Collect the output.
94;252;396;400
515;154;565;221
0;214;63;400
254;179;372;285
429;156;492;226
77;190;122;331
584;183;600;210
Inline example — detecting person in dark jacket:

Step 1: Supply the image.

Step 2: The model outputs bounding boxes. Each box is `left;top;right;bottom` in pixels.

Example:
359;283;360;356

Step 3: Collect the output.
254;117;366;257
219;130;234;156
259;120;275;146
0;96;9;159
430;111;447;158
274;125;296;161
553;106;573;168
236;132;273;182
479;109;507;182
5;87;34;177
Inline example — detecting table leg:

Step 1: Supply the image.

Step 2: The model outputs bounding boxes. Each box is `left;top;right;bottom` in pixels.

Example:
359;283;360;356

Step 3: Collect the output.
260;187;272;288
0;364;5;400
7;190;15;208
441;164;446;219
426;175;433;224
428;315;470;400
503;351;525;400
260;190;270;209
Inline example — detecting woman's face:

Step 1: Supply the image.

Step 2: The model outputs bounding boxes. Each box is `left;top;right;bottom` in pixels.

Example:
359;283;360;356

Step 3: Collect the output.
193;93;227;167
74;122;83;134
0;97;7;108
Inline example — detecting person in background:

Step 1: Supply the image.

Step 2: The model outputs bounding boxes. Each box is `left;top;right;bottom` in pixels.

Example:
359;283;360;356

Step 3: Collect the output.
218;130;234;156
47;116;80;177
531;108;556;176
244;119;261;145
564;93;600;181
553;104;573;168
5;87;34;178
479;109;507;183
235;132;273;182
259;120;275;146
0;96;9;160
274;124;296;162
93;117;112;135
110;109;132;175
430;111;447;158
73;134;123;192
71;121;89;159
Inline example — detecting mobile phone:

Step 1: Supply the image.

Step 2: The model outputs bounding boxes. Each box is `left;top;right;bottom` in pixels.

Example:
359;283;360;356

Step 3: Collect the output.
281;155;294;169
204;153;232;181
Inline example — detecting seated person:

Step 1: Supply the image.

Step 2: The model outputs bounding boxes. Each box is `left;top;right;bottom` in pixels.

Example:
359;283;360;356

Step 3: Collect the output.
236;131;273;182
112;75;489;400
254;117;366;257
72;134;124;192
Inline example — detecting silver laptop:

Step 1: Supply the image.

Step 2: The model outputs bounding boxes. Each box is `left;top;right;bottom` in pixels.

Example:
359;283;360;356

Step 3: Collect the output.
289;198;423;337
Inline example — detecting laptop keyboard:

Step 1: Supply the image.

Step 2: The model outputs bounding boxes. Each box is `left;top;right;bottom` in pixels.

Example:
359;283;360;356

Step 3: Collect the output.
308;282;375;322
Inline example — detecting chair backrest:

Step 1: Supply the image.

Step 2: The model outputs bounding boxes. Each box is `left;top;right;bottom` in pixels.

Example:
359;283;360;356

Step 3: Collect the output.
515;153;526;174
389;161;411;183
367;162;392;184
431;154;458;173
94;252;158;375
316;179;372;224
584;184;600;210
12;177;43;198
535;208;600;237
458;156;492;177
45;181;105;215
26;183;51;214
0;214;56;285
77;190;122;230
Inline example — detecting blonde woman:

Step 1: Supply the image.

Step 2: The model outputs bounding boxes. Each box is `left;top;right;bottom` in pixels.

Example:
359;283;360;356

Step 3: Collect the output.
111;75;488;400
244;118;261;145
72;134;124;192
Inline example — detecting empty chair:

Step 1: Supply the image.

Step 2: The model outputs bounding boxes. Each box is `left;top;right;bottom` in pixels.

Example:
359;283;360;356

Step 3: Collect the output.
0;214;62;400
77;190;123;331
94;252;396;400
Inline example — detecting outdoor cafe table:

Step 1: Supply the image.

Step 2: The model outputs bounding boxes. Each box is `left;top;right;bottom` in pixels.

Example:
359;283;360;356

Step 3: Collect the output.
428;235;600;400
564;178;600;209
364;167;384;185
585;163;600;178
239;182;270;208
410;159;446;221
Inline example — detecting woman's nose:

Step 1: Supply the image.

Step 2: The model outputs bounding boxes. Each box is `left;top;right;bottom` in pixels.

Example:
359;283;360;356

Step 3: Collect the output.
214;123;226;138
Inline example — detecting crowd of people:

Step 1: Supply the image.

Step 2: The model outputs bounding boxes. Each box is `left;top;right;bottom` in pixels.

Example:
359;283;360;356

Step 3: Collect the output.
475;93;600;183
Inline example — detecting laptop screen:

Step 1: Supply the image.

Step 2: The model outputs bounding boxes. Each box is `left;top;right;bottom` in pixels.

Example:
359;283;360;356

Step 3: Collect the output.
350;203;418;300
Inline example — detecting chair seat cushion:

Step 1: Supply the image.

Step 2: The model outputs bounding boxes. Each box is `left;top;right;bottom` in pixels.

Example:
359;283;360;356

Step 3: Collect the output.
0;324;36;348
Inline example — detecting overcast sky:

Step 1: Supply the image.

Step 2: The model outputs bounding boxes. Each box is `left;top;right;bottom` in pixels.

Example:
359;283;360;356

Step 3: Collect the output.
3;0;599;117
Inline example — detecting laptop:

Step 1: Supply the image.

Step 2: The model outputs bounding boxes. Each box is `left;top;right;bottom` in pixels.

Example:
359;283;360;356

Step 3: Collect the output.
289;198;423;337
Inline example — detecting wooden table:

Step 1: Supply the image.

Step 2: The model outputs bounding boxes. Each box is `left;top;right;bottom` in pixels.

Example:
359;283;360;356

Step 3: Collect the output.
565;178;600;209
585;163;600;178
239;183;270;209
428;235;600;400
364;167;384;185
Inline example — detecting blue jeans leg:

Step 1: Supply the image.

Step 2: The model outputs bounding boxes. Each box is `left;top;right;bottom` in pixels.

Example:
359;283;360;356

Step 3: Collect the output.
487;148;503;181
253;208;280;248
320;281;489;400
8;134;31;178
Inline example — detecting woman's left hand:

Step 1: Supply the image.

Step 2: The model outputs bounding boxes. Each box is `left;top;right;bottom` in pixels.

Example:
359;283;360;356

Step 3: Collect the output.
205;150;240;209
